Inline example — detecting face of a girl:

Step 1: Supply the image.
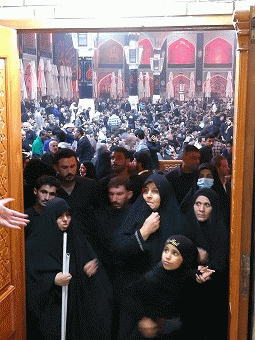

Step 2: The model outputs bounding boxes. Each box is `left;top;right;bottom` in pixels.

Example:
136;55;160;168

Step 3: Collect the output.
161;243;183;270
143;182;161;211
57;211;71;231
194;195;212;222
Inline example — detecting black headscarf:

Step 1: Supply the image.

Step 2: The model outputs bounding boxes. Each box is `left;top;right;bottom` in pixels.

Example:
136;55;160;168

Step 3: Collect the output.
114;173;194;282
183;188;229;339
185;188;229;273
180;163;230;226
26;197;113;340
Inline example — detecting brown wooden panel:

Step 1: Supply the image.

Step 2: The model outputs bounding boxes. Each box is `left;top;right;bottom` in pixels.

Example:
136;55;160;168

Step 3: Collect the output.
0;286;15;339
0;26;25;340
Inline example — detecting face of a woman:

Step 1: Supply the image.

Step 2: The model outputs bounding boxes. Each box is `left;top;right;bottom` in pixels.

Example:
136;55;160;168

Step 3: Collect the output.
143;182;161;211
198;168;213;179
79;164;86;176
194;195;212;222
57;211;71;231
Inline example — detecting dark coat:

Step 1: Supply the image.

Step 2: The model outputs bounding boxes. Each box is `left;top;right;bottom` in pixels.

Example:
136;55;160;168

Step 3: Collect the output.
57;176;102;238
76;135;94;162
165;168;198;206
184;188;229;340
26;198;113;340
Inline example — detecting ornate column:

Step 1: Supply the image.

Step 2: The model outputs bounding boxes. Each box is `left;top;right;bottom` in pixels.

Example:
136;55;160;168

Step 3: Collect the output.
229;9;254;340
124;33;143;108
150;49;164;103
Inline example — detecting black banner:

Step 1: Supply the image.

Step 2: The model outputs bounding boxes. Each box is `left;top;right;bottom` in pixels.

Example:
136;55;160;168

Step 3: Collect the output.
129;69;138;96
196;33;204;94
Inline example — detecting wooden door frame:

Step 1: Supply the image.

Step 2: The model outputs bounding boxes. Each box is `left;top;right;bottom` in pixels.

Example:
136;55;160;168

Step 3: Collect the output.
0;12;253;339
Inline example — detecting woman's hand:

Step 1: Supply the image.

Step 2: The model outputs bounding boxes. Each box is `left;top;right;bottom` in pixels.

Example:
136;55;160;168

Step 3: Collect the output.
196;266;215;284
54;272;72;286
197;247;208;265
140;212;160;241
83;258;98;277
138;317;158;338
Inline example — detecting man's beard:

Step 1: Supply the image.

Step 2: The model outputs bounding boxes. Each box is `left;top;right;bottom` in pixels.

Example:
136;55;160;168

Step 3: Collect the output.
57;173;76;183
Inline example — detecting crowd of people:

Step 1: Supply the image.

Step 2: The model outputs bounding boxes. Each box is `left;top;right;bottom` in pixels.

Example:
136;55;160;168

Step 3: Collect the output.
21;95;233;339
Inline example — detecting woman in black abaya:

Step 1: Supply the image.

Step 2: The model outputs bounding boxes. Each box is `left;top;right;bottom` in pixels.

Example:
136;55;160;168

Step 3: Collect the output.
180;163;230;226
184;188;229;340
113;173;194;286
26;197;113;340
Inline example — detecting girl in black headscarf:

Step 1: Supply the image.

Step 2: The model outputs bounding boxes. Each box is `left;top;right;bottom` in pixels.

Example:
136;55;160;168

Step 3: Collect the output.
26;197;113;340
180;163;230;226
184;188;229;340
119;235;213;340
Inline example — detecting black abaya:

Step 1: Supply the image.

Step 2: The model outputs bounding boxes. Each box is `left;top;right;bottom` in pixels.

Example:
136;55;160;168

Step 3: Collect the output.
26;197;113;340
184;188;229;340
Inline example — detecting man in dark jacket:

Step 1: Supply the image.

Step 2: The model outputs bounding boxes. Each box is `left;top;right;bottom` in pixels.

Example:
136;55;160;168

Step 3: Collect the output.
74;127;94;162
146;129;160;170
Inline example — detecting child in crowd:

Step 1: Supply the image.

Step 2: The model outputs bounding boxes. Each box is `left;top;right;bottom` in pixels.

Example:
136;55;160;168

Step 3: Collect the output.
118;235;214;340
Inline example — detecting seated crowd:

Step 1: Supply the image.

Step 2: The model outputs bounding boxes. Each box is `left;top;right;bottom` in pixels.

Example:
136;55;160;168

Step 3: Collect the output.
23;96;232;340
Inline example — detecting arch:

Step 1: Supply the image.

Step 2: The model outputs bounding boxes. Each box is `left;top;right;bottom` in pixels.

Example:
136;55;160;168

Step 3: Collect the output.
98;73;124;99
97;39;124;68
138;38;154;65
204;37;232;65
168;38;195;65
203;74;227;99
172;73;190;99
210;74;227;98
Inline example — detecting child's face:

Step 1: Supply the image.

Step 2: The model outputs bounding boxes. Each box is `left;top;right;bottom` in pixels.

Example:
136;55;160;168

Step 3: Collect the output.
162;244;183;271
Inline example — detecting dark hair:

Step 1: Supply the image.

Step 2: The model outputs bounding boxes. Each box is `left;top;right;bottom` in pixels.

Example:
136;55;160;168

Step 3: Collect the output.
80;161;97;180
54;149;78;164
39;130;47;137
135;129;145;140
34;175;61;190
76;127;84;135
205;133;215;139
133;150;151;170
150;129;159;137
198;135;206;143
111;146;130;160
107;177;132;191
182;144;200;155
211;155;227;169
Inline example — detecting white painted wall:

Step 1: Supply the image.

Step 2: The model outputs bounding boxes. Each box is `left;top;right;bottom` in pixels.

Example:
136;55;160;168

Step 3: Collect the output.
0;0;252;20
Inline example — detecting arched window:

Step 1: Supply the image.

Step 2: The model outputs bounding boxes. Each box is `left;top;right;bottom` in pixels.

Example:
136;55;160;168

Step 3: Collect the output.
210;75;227;98
98;39;124;68
168;38;195;66
204;37;232;67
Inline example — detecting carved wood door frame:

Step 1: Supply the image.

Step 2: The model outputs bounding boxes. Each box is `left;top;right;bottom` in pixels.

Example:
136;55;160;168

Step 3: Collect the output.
0;11;254;339
0;25;26;340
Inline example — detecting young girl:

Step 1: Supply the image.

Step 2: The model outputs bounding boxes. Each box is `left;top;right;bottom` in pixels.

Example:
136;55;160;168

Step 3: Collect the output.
118;235;214;340
26;197;113;340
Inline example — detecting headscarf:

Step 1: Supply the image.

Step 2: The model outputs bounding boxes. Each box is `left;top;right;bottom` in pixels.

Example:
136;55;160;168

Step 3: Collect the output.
114;173;194;280
180;163;230;226
26;197;113;340
165;235;198;270
185;188;229;273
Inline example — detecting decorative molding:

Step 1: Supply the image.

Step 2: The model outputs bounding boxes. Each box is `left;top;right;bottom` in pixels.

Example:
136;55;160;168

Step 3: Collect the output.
233;10;250;51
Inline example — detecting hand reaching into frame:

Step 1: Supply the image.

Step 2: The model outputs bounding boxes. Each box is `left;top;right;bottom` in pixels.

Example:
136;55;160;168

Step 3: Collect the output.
0;198;29;229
